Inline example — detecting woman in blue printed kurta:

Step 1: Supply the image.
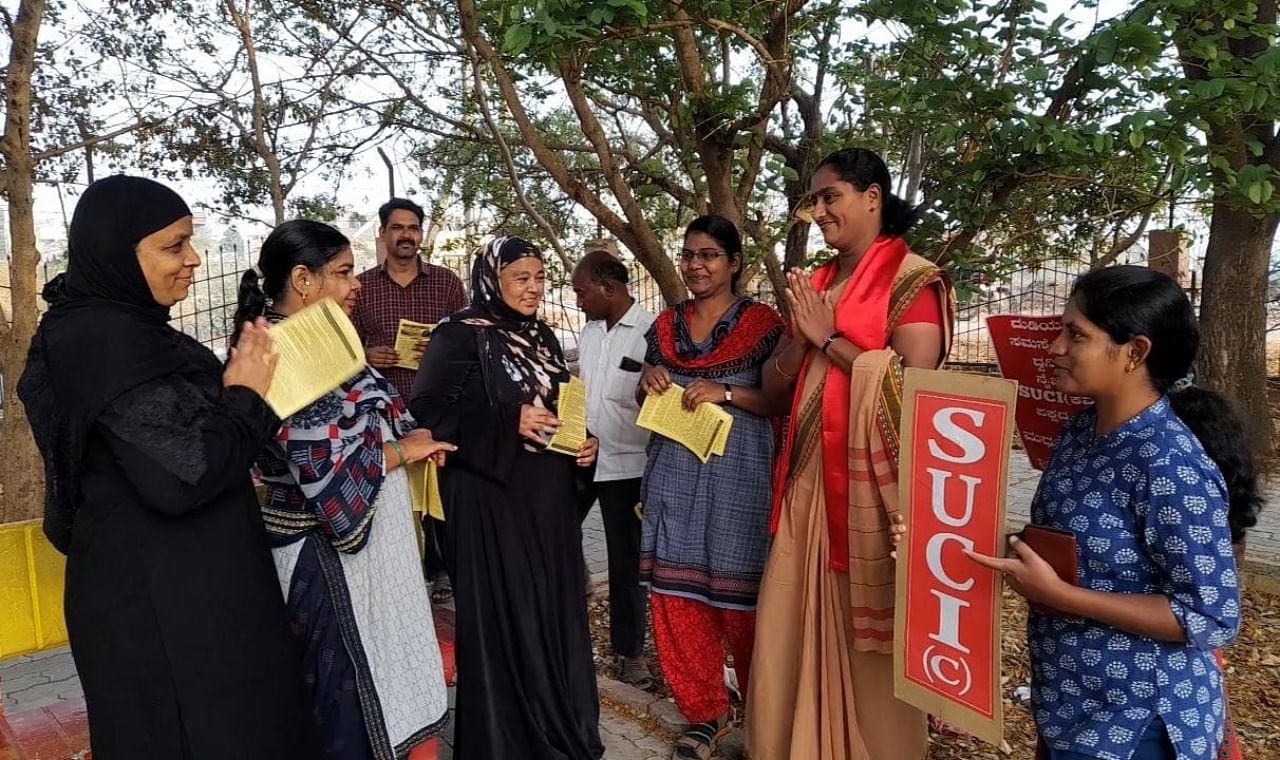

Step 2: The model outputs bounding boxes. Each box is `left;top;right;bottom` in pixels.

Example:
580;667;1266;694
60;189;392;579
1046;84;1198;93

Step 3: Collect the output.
971;266;1262;760
235;221;455;760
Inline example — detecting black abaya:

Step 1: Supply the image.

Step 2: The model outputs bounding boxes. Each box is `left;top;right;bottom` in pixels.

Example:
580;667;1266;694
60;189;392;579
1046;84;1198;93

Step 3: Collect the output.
411;322;604;760
62;378;317;759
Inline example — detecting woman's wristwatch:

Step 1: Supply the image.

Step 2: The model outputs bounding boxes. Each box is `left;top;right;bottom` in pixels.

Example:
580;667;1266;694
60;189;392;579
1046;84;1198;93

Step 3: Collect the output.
723;383;733;403
821;331;842;354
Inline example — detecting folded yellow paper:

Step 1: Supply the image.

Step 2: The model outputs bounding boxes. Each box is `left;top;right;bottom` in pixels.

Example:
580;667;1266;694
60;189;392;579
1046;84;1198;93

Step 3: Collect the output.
394;319;434;372
407;461;445;521
546;376;588;456
264;298;365;419
636;384;733;463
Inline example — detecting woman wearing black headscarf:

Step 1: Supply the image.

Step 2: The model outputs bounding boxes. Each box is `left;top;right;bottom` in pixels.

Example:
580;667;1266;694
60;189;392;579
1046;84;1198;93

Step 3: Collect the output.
410;236;604;760
18;175;314;759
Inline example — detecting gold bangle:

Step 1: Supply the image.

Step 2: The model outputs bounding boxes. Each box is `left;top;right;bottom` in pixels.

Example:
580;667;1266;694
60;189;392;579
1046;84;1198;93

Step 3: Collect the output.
388;439;405;468
774;355;798;380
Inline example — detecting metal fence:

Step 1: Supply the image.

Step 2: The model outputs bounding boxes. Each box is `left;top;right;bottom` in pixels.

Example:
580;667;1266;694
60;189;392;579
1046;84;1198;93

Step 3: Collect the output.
2;249;1217;370
169;246;257;356
1;249;701;358
948;259;1091;371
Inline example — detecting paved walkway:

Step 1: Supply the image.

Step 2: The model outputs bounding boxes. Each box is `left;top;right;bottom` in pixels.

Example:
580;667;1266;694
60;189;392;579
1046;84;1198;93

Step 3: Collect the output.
0;648;80;715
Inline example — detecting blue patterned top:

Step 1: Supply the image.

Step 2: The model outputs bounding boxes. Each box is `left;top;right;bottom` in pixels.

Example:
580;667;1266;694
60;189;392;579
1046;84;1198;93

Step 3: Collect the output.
1029;397;1240;760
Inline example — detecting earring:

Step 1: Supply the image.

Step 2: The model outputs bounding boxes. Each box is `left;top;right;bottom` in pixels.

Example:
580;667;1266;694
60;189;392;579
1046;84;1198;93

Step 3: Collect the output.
1125;359;1137;374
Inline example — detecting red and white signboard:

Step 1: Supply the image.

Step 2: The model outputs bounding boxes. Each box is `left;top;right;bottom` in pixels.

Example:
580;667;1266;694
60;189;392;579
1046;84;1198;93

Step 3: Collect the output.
894;369;1017;748
986;315;1091;470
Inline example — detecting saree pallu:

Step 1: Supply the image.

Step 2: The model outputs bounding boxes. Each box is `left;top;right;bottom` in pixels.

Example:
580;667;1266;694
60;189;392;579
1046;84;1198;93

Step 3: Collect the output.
772;252;954;649
748;253;954;760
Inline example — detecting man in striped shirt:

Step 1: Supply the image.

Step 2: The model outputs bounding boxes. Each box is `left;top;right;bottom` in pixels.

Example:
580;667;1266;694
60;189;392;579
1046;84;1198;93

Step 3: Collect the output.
352;197;466;602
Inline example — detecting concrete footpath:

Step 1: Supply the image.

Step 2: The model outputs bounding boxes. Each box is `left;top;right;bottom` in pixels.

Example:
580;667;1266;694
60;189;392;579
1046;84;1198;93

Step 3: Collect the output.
3;454;1278;759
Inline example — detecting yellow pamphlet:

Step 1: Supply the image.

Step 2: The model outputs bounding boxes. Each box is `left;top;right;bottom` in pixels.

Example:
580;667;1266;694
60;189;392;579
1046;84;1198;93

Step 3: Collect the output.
546;376;588;456
264;298;366;419
636;384;734;463
394;319;435;372
407;460;445;521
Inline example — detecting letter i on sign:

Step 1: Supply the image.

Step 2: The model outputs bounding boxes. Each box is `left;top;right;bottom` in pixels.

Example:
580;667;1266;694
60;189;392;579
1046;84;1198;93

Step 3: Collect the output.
892;368;1017;748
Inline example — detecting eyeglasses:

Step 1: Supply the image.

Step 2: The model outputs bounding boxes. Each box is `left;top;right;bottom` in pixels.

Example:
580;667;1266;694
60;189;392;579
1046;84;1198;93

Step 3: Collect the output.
677;248;730;264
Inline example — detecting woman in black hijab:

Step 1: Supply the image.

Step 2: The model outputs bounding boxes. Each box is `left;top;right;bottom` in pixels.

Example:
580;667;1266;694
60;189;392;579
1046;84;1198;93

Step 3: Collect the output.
18;175;314;759
411;236;604;760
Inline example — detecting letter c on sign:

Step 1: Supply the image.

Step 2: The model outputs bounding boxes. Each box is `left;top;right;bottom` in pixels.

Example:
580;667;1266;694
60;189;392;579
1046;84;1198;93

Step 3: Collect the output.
927;533;975;591
923;645;974;697
927;407;987;464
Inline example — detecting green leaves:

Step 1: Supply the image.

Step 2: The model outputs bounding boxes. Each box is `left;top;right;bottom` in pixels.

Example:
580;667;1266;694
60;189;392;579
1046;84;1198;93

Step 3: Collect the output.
490;0;651;55
1094;28;1119;64
503;23;533;54
1247;180;1272;205
1236;165;1277;208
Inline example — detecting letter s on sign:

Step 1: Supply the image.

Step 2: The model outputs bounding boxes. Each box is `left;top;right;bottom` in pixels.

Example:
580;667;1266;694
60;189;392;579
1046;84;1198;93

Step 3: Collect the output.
927;407;987;464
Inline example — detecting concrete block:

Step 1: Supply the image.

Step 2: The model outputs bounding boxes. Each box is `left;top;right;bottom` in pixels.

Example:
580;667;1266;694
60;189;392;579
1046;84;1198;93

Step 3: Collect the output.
598;676;658;714
647;698;687;734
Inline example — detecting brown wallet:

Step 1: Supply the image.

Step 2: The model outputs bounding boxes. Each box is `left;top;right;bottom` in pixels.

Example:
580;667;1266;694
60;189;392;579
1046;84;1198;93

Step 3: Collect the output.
1019;524;1079;618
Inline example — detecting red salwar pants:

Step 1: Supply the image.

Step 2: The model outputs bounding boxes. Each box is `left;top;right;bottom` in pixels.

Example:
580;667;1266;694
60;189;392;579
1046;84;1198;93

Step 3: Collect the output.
650;592;755;724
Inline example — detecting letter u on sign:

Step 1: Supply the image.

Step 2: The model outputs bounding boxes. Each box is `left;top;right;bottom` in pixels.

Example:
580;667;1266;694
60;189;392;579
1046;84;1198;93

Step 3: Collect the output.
892;368;1017;748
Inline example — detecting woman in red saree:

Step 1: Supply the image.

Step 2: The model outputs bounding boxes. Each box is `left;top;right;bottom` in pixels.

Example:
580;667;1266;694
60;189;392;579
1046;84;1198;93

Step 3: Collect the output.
747;148;955;760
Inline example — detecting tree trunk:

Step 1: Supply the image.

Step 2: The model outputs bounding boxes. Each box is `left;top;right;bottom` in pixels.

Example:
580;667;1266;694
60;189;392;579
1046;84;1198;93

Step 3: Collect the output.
1197;202;1277;457
0;0;49;523
783;221;809;269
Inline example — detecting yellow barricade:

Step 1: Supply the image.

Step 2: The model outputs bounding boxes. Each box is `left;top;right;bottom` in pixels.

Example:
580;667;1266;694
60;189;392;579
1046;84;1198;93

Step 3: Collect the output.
0;520;68;658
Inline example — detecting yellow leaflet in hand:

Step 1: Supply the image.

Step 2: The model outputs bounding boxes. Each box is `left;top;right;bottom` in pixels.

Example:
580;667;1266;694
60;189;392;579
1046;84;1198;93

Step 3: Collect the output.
546;376;588;456
394;319;435;372
407;460;445;521
636;384;733;463
264;298;365;419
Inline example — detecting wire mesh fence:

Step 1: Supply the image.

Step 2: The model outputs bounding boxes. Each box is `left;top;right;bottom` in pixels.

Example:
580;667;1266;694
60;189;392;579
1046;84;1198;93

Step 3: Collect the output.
4;249;1219;371
948;259;1091;372
2;249;703;359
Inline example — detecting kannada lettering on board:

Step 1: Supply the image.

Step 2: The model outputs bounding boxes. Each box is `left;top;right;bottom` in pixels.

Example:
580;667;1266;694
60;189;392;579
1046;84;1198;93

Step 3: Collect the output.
986;315;1090;470
893;369;1017;748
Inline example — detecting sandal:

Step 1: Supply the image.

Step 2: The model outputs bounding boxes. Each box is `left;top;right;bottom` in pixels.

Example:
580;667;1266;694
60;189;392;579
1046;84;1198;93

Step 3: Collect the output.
671;715;730;759
430;577;453;604
619;656;654;691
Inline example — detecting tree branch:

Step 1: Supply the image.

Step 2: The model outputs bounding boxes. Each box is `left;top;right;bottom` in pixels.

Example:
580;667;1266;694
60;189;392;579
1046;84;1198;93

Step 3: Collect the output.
31;119;155;162
456;0;684;303
697;16;788;83
223;0;286;224
469;56;572;269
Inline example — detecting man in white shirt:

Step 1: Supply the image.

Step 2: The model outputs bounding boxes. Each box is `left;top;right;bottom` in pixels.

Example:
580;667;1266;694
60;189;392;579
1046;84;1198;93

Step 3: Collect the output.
572;250;656;687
